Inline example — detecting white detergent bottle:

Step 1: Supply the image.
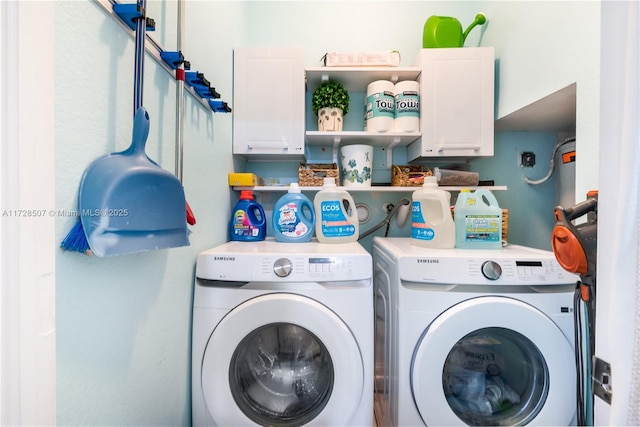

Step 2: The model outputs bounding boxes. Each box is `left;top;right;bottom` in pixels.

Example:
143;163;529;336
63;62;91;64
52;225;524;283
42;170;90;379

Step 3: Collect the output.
272;183;315;242
411;176;455;248
454;189;503;249
314;177;359;243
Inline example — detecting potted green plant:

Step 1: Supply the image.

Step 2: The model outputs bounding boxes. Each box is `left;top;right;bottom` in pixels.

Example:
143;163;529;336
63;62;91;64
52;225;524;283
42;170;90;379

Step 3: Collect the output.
312;81;350;131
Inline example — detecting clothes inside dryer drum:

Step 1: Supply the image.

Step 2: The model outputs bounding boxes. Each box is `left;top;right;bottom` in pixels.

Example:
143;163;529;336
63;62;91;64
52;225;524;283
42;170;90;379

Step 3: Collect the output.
442;327;549;426
229;323;334;426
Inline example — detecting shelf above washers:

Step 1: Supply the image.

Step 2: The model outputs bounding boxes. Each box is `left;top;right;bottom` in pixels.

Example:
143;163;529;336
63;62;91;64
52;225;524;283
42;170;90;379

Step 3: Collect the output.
305;67;421;92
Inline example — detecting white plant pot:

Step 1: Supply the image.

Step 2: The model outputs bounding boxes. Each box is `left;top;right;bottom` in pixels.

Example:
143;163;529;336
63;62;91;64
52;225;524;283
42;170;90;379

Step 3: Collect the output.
317;107;344;131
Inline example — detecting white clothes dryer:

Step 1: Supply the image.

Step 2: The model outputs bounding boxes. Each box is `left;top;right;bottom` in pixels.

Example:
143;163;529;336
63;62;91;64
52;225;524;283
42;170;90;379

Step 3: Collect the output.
373;237;579;426
192;239;373;427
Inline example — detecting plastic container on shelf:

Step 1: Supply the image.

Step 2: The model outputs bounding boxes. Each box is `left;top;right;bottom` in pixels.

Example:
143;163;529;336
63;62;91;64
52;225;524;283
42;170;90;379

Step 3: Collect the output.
313;178;359;244
272;183;315;242
229;190;266;241
411;176;455;248
435;167;480;187
454;189;503;249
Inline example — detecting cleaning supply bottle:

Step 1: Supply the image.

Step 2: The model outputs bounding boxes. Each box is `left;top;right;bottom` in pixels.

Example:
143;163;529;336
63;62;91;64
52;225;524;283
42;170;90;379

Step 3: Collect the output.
454;189;502;249
229;190;266;241
314;178;359;243
272;183;315;242
411;176;455;248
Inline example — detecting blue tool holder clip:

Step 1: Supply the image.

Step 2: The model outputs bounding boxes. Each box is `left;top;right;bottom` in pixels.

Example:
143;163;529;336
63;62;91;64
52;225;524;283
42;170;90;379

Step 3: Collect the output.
209;100;232;113
113;3;156;31
160;51;190;70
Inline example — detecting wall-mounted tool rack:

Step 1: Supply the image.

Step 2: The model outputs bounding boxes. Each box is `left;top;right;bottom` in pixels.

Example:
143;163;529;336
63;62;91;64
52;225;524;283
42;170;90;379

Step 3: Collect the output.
95;0;231;113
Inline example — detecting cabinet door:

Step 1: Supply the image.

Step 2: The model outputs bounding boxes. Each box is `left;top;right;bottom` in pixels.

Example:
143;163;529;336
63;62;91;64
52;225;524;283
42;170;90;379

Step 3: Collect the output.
233;47;305;159
407;47;494;161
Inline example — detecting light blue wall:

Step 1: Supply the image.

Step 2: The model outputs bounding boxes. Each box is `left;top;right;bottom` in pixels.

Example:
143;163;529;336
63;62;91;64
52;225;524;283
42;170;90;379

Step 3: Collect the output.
54;1;599;425
55;2;235;425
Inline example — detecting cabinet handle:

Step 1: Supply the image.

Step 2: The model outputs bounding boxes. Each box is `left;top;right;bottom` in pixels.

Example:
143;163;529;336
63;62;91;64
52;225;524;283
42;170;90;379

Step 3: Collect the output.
436;142;481;152
247;143;289;150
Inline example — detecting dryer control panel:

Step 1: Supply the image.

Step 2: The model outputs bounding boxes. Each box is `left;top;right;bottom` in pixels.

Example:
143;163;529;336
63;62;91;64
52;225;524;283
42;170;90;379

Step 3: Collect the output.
381;239;580;285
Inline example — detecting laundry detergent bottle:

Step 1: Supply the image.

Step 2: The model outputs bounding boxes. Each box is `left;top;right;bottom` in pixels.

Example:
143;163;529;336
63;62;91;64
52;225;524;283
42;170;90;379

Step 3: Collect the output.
454;189;502;249
272;183;315;242
314;178;359;243
229;190;266;241
411;176;455;248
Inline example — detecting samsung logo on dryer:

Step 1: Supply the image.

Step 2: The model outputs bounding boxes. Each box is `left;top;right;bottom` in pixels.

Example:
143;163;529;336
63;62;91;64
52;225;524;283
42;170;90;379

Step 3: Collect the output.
213;256;235;261
416;258;439;264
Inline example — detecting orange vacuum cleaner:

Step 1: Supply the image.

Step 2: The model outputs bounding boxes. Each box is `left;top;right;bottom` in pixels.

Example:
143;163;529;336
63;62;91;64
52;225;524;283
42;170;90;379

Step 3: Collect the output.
551;191;598;426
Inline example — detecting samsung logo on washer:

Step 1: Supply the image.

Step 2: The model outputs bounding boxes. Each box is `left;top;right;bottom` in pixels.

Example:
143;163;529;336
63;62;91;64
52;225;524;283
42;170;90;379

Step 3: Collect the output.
213;256;235;261
417;258;439;264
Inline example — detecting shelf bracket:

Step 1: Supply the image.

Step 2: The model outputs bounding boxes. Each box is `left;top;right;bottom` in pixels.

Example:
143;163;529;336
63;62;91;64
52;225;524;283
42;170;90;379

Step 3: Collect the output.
332;136;341;164
390;74;399;83
321;74;330;83
383;137;402;168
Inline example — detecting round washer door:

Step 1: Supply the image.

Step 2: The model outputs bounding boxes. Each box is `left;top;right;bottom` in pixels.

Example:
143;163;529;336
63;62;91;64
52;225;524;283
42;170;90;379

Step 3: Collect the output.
201;293;364;426
412;296;576;426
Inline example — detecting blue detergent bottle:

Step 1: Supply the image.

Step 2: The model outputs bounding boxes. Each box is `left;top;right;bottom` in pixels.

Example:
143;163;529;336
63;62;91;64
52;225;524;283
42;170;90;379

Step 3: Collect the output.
272;183;315;242
229;190;266;241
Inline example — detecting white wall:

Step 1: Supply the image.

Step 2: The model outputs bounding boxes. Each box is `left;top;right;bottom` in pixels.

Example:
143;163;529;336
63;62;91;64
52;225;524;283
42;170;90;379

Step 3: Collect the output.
480;1;601;202
1;1;56;425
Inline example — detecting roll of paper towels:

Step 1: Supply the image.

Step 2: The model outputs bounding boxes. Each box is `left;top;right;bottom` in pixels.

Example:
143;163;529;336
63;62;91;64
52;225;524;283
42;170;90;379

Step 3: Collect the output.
365;80;395;132
394;80;420;132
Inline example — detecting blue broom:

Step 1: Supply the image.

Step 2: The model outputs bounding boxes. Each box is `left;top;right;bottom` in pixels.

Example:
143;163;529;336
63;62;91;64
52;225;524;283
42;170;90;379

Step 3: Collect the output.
60;216;91;255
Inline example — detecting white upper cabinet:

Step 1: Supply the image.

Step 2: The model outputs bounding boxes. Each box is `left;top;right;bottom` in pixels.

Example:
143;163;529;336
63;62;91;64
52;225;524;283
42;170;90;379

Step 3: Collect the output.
232;47;494;163
233;47;305;160
407;47;495;161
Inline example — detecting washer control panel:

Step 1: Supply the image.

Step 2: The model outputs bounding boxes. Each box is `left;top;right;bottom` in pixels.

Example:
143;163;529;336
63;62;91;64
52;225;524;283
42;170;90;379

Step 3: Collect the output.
197;249;371;282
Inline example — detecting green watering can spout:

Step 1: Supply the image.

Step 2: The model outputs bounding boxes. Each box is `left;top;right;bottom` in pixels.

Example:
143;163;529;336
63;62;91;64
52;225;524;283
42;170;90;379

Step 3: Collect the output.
462;13;487;43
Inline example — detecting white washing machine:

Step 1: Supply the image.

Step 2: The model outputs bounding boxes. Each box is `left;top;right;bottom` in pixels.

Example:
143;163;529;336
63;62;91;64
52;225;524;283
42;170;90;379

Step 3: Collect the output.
192;239;373;427
373;237;579;426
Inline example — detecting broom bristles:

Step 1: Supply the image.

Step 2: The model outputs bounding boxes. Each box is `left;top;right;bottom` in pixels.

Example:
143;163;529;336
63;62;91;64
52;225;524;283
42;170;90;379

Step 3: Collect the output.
60;219;91;255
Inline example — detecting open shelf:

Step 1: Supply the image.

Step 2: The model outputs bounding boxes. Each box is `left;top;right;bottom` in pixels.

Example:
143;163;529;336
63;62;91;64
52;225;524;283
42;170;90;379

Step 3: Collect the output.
305;67;421;92
305;131;420;149
234;185;508;193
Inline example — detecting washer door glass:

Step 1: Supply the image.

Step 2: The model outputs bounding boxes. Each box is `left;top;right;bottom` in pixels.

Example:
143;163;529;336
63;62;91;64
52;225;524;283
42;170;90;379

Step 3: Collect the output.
201;293;365;426
411;296;576;426
443;327;548;425
229;323;334;426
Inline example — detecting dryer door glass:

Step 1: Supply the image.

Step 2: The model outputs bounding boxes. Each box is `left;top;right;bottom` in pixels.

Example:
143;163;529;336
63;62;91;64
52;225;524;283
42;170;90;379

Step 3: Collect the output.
411;296;576;426
229;322;334;426
442;327;548;425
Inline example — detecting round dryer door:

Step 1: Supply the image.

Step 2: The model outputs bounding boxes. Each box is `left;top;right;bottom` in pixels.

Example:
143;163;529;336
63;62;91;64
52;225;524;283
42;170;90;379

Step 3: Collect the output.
411;296;576;426
201;293;365;426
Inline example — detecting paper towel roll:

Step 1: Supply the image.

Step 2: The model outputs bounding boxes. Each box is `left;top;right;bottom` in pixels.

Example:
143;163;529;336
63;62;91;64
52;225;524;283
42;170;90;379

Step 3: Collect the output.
394;80;420;132
365;80;395;132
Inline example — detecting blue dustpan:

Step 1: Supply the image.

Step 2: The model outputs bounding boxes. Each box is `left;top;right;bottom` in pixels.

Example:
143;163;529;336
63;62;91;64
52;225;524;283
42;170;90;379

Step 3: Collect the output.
78;107;189;257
